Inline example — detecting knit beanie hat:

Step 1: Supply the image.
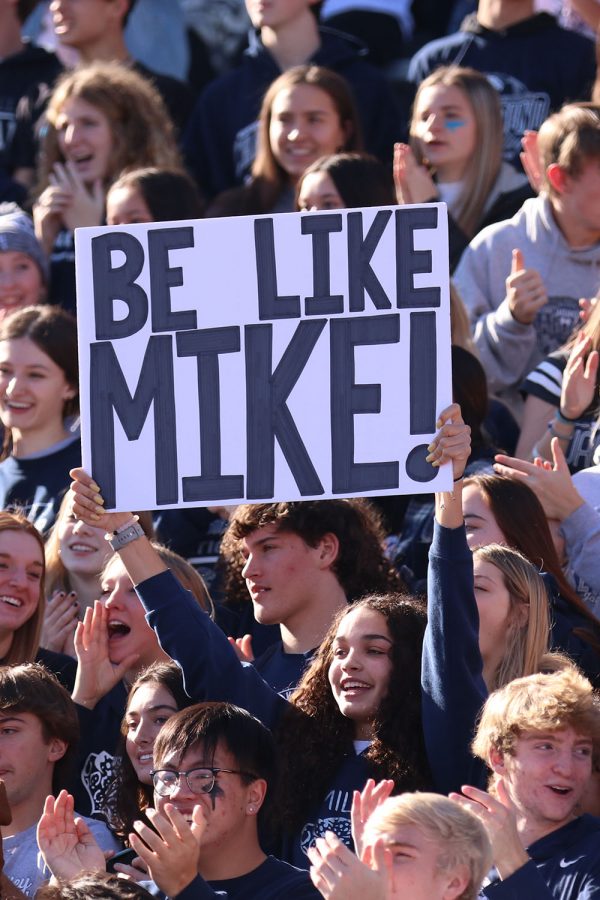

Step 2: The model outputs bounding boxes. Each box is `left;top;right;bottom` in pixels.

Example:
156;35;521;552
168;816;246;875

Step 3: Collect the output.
0;203;49;283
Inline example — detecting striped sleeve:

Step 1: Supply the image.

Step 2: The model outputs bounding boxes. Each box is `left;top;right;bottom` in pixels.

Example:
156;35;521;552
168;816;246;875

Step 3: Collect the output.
521;353;566;405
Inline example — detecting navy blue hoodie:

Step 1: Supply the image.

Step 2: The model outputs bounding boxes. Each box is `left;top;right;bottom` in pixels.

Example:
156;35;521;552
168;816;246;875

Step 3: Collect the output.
408;13;596;167
135;566;432;868
184;27;405;199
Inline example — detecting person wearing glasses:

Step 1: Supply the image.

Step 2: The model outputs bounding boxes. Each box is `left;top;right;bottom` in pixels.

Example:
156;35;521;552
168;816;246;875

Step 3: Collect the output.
37;701;319;899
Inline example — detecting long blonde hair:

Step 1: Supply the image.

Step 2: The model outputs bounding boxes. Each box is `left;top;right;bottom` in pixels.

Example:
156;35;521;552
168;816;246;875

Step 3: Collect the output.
410;66;503;237
474;543;550;691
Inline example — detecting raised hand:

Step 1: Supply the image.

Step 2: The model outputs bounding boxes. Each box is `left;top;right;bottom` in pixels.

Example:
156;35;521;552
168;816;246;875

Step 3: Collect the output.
307;831;392;900
227;634;254;663
519;131;542;193
33;177;73;254
560;336;599;421
578;295;599;323
41;590;79;656
52;162;105;232
426;402;471;481
393;142;437;205
69;467;132;534
494;437;584;521
72;600;139;709
128;803;206;897
351;778;394;861
37;790;106;881
505;249;548;325
450;781;529;880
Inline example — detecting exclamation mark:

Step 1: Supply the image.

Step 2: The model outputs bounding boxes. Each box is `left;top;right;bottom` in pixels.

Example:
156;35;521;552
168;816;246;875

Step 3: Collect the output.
405;310;437;482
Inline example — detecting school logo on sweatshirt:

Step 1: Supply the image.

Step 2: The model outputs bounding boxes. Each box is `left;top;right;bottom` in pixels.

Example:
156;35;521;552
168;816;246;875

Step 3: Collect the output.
81;750;118;817
486;73;550;164
535;295;581;356
300;789;353;855
300;816;353;855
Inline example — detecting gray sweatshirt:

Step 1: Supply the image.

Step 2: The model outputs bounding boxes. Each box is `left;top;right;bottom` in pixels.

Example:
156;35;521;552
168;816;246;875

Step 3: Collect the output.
454;194;600;415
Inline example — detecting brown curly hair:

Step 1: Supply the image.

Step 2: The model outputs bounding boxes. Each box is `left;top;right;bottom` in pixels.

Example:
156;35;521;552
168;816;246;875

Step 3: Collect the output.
274;593;430;832
36;62;182;195
220;498;406;608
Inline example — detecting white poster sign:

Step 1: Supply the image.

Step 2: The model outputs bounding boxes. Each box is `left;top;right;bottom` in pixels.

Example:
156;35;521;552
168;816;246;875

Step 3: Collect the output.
75;204;452;511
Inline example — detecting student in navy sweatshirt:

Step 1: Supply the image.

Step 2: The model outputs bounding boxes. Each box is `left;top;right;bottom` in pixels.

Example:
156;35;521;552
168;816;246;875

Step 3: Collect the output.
69;402;472;869
221;496;404;697
38;702;319;899
452;665;600;899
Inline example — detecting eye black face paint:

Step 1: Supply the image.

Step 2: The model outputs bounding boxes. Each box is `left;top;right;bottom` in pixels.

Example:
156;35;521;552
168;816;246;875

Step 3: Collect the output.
207;779;225;811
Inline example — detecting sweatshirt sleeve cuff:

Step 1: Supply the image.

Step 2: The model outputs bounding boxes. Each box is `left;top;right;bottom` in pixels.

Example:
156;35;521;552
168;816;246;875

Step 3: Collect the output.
482;860;552;898
174;875;218;899
559;501;594;545
430;520;472;561
493;298;532;334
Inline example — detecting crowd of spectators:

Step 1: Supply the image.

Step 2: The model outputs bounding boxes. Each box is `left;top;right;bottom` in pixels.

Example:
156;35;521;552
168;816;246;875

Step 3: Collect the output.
0;0;599;897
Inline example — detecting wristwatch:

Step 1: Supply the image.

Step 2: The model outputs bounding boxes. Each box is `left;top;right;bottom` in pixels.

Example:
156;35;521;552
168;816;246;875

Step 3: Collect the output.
105;518;144;551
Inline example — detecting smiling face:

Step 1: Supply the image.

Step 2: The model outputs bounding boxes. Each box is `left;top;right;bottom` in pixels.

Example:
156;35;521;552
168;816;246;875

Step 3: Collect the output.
0;337;75;439
241;523;332;628
55;96;114;185
100;556;162;670
0;529;43;652
297;170;344;210
57;496;112;579
412;84;477;182
0;253;44;322
462;483;507;550
106;184;154;226
125;682;179;785
328;605;393;739
492;726;594;839
269;84;348;182
154;740;262;860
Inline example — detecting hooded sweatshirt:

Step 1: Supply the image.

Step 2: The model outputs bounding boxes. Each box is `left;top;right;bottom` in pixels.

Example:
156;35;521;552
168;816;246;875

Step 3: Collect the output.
183;27;405;199
408;13;596;167
453;194;600;414
447;161;533;271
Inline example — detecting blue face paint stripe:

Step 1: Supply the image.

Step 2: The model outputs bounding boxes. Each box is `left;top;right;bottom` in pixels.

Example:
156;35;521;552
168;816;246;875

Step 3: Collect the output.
445;120;466;131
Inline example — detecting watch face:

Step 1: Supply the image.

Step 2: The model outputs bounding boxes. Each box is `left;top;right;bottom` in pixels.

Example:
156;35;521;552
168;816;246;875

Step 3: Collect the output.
109;522;144;550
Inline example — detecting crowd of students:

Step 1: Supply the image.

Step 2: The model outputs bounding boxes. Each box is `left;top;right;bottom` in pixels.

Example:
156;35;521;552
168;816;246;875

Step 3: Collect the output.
0;0;600;898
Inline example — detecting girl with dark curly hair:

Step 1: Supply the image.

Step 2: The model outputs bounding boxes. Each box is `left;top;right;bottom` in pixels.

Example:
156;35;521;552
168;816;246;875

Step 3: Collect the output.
70;404;472;869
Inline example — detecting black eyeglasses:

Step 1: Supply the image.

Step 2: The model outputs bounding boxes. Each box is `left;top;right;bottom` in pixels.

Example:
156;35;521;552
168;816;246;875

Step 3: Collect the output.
150;766;257;797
